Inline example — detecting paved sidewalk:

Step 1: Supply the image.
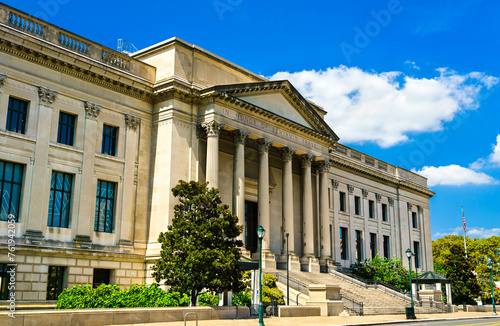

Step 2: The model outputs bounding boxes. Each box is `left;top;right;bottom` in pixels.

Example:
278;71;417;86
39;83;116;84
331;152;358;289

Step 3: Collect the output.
120;312;499;326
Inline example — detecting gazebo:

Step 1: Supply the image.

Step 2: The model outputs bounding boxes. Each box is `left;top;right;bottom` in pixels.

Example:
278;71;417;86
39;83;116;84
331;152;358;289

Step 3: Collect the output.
412;271;452;304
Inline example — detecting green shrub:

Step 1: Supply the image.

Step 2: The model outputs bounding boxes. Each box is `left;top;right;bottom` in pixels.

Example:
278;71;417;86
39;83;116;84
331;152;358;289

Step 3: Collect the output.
232;289;251;306
262;274;284;307
56;283;189;309
198;292;219;306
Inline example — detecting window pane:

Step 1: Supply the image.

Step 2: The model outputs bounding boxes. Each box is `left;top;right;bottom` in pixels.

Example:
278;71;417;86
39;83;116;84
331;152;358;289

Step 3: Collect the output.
4;163;12;182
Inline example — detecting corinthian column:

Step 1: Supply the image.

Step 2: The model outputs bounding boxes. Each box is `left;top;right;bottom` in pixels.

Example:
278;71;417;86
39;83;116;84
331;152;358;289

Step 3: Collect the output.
257;138;273;251
202;120;224;189
318;159;332;272
233;129;249;243
300;154;316;271
281;147;296;254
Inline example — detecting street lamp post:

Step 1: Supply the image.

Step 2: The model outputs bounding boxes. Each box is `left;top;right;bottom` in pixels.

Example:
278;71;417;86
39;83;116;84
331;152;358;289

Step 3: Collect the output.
487;259;497;316
406;248;416;319
257;226;266;326
286;232;289;306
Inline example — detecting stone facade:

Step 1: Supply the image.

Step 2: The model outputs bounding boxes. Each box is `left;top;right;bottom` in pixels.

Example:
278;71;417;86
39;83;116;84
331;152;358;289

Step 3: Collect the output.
0;3;434;302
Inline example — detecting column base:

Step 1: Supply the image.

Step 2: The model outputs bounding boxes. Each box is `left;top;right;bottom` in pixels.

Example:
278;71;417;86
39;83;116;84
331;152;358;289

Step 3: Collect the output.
252;250;276;270
74;234;92;249
300;255;320;273
239;247;252;259
319;257;333;273
276;253;301;271
23;229;44;244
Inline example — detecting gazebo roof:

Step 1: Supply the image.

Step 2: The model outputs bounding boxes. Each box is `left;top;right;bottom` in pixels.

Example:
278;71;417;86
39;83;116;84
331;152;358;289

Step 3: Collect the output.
412;271;451;284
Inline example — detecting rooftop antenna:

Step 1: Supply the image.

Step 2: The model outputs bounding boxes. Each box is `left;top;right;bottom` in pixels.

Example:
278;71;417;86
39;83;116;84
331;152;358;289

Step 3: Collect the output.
117;39;138;54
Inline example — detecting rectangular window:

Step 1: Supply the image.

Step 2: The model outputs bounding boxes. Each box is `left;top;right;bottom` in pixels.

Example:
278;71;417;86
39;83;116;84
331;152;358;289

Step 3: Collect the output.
94;180;115;233
355;230;363;261
354;196;361;215
46;266;65;300
0;264;10;300
93;269;111;288
340;227;348;260
47;171;73;228
383;235;390;259
339;192;346;212
0;160;23;221
57;112;76;146
382;203;388;222
412;212;418;229
369;200;375;219
370;233;377;259
6;97;28;134
101;124;117;156
414;241;421;268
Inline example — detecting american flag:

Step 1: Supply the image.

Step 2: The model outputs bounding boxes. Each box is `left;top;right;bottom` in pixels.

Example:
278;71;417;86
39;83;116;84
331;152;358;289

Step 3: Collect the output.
462;211;466;232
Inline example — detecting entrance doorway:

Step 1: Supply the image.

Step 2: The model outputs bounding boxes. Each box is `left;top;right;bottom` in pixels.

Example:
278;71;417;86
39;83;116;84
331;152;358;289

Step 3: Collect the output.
245;201;258;254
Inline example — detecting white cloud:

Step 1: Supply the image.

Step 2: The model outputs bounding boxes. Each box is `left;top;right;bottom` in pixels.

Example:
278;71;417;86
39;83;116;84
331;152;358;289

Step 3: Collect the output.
470;134;500;170
434;227;500;239
405;61;420;70
413;165;497;186
270;67;497;147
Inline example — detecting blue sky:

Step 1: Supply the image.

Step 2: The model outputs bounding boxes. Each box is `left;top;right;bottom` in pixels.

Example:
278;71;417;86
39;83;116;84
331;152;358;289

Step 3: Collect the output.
8;0;500;239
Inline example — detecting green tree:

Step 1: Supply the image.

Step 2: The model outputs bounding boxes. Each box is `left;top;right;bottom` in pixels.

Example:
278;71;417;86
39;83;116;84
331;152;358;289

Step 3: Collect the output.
441;243;481;304
351;255;411;292
151;180;245;306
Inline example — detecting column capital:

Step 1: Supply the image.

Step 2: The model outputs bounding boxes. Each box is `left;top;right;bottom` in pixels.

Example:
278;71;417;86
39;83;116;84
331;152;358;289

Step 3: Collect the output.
233;129;250;145
38;86;58;105
300;154;315;167
257;138;273;153
332;179;339;189
84;100;102;119
375;193;382;202
125;114;141;131
347;184;354;194
388;197;394;207
317;160;331;173
407;202;413;210
281;147;296;161
202;120;225;137
417;205;423;214
361;188;368;198
0;73;7;88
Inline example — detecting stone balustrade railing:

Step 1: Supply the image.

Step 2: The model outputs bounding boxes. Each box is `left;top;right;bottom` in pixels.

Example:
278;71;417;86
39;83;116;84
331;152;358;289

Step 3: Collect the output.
0;3;153;78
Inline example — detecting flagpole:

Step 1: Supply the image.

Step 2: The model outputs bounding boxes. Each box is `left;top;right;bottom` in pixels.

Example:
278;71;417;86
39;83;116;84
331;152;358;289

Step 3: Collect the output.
462;206;467;258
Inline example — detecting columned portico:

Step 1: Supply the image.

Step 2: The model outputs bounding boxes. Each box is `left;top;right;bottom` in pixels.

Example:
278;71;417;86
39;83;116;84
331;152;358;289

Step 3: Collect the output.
318;160;332;272
300;154;319;272
202;120;224;189
233;129;249;243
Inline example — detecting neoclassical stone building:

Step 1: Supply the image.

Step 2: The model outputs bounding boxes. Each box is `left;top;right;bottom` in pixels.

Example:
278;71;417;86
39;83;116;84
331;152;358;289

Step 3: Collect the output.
0;4;434;302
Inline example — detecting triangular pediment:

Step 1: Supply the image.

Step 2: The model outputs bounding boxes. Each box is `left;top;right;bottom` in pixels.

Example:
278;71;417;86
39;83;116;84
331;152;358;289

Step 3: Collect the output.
200;81;339;142
235;92;314;129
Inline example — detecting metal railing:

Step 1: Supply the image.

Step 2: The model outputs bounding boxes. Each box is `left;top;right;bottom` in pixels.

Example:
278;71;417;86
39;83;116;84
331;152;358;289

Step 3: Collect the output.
270;272;310;295
184;312;198;326
341;294;364;316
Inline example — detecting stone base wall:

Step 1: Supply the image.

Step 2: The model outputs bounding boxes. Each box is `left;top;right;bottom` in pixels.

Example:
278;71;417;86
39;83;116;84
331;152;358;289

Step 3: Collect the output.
2;249;147;302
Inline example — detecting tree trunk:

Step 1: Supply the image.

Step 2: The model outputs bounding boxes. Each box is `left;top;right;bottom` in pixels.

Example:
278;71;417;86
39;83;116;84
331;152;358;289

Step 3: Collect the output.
191;290;198;306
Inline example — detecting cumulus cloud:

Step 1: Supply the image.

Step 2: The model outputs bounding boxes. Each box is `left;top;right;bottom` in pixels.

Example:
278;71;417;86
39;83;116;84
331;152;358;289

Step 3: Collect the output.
413;165;497;186
469;134;500;170
433;227;500;239
270;67;497;147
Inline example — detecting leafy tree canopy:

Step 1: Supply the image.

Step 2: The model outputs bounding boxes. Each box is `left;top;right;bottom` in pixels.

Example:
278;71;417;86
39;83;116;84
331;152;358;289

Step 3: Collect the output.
351;255;412;292
433;235;499;304
151;180;245;305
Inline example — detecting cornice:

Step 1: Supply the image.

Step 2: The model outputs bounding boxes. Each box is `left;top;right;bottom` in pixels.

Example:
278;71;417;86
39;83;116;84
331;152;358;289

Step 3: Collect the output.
202;81;339;142
0;35;154;103
330;154;434;198
201;90;337;147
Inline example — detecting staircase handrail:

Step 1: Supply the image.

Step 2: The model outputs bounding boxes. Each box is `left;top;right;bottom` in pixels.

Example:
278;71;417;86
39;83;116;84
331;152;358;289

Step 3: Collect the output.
330;269;413;302
269;272;310;295
340;293;364;316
